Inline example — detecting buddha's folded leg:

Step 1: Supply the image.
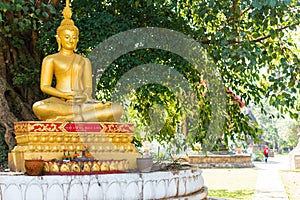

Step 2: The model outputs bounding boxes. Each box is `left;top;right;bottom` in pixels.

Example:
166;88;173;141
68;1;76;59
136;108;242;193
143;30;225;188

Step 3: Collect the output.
32;97;81;121
33;97;124;122
77;103;124;122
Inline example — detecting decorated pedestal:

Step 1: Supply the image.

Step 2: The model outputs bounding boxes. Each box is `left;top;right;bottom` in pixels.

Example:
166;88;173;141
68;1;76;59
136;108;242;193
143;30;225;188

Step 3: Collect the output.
8;121;140;172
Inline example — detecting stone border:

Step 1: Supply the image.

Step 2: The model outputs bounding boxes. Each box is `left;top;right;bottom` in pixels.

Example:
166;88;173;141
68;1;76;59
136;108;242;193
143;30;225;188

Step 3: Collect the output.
189;154;254;168
0;168;207;200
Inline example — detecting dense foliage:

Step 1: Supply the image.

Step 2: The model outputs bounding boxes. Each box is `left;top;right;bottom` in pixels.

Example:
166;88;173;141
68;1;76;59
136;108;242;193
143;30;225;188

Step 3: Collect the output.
1;0;56;90
0;127;8;170
1;0;299;155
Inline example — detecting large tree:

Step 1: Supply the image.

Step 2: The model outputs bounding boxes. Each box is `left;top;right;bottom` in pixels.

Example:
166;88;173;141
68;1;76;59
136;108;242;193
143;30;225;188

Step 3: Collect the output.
0;0;61;151
0;0;299;154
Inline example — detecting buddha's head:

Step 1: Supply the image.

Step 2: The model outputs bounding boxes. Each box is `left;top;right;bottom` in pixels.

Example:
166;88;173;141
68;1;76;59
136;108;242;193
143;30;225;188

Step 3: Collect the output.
56;2;79;51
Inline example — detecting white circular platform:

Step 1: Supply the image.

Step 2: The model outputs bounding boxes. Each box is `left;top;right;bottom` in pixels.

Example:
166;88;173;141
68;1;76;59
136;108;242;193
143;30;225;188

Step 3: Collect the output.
0;168;207;200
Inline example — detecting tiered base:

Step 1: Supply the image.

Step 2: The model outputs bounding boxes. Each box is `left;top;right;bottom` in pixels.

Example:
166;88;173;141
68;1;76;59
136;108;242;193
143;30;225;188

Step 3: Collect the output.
0;169;207;200
9;121;140;172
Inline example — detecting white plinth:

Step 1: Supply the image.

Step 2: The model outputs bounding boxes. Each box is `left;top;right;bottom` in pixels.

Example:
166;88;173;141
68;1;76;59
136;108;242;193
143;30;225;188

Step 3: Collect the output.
289;132;300;170
0;169;207;200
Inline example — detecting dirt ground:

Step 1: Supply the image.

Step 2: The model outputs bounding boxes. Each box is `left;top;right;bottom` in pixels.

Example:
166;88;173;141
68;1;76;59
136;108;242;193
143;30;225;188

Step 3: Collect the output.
280;170;300;200
202;155;300;199
202;168;258;191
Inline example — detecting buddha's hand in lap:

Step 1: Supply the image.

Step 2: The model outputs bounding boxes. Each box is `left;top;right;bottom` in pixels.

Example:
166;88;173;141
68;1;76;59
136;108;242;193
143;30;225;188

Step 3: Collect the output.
73;94;87;103
65;93;87;103
85;99;112;107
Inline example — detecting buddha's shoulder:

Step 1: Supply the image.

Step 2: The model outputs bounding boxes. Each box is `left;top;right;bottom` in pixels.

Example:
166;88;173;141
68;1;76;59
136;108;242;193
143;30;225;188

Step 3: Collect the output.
42;53;90;63
43;53;60;61
74;53;89;59
74;54;91;63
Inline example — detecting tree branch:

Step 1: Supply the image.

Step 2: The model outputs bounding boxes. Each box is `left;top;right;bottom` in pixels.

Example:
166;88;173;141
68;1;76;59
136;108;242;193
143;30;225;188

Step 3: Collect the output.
233;0;239;14
49;0;60;7
253;23;299;43
200;22;299;45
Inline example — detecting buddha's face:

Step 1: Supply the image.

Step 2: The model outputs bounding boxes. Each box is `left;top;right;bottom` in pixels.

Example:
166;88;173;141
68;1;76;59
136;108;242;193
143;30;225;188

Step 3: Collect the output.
58;29;78;51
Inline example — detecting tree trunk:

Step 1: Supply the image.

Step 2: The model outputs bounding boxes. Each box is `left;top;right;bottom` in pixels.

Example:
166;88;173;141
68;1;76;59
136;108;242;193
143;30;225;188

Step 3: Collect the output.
0;0;47;150
0;41;40;151
0;76;18;151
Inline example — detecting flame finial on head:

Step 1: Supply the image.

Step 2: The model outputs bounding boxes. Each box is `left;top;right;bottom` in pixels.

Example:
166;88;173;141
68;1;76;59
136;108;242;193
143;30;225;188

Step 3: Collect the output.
56;0;78;37
62;0;72;19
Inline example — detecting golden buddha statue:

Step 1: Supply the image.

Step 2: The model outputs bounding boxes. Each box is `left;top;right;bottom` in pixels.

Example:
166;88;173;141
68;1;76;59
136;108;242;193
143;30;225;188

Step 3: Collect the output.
32;1;123;122
8;1;139;173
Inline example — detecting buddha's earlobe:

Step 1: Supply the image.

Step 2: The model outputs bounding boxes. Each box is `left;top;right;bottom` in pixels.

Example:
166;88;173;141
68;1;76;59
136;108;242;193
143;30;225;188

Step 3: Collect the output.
55;35;61;51
73;45;77;52
74;39;78;51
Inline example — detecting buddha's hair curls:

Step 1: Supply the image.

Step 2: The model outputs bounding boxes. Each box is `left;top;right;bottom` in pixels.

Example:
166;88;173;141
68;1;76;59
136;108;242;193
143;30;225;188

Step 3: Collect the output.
56;19;79;36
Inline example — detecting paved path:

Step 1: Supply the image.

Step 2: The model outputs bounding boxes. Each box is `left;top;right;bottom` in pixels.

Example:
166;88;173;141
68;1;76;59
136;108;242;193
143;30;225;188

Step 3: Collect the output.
252;155;289;200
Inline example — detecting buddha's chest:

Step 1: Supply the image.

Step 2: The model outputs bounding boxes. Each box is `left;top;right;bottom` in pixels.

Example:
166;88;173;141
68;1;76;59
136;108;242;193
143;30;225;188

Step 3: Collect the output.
53;56;84;76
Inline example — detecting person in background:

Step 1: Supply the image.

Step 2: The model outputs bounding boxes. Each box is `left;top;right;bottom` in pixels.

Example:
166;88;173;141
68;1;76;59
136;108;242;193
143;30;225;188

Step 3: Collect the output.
263;145;269;163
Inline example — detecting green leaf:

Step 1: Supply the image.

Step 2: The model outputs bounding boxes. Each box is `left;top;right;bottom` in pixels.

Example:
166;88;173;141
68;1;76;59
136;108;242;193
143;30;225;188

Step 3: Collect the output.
42;11;49;18
4;25;10;32
33;21;36;30
269;0;276;7
15;4;22;11
47;5;56;14
22;6;29;14
35;9;41;15
18;21;24;29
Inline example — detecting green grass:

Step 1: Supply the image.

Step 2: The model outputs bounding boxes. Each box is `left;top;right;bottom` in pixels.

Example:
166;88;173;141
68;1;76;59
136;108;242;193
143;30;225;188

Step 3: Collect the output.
208;189;254;200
